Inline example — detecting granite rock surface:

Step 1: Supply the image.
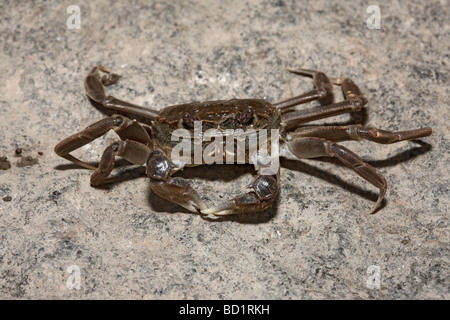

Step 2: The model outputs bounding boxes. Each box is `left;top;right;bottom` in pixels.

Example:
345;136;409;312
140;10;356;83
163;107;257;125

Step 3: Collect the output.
0;0;448;299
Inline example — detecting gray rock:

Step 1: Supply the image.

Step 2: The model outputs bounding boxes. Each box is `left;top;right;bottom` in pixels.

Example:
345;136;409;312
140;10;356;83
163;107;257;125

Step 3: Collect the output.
0;0;448;299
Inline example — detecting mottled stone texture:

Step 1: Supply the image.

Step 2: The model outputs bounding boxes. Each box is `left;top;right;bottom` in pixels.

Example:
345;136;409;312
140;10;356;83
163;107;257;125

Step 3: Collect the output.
0;0;448;299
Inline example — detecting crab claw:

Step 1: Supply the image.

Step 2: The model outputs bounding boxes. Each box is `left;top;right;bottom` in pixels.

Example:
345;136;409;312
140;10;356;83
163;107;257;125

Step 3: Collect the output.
146;151;208;213
150;177;208;213
201;174;279;216
201;192;267;215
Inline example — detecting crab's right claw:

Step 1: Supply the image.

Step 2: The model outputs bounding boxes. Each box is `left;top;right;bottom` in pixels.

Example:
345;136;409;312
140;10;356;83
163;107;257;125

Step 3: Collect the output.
149;178;208;213
146;151;207;213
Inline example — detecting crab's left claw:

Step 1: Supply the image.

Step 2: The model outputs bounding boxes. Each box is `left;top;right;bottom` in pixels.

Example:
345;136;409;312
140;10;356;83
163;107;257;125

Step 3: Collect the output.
201;174;279;215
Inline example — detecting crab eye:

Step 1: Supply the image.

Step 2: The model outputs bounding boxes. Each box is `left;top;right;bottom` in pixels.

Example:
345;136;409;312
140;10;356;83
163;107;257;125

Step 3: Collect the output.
182;113;198;128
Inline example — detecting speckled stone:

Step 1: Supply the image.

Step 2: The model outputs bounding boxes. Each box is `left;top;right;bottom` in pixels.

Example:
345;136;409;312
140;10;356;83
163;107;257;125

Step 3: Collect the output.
0;0;448;299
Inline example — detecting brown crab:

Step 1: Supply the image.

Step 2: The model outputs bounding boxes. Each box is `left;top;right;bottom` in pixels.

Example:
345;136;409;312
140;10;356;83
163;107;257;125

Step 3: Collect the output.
54;66;432;215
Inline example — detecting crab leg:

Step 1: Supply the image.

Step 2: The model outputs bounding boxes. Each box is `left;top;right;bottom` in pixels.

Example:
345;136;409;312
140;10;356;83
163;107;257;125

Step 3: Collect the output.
279;69;371;129
89;139;152;186
281;77;368;130
274;68;334;111
331;76;365;99
287;137;387;214
146;151;207;213
85;66;159;119
55;114;153;184
282;97;367;130
290;125;432;143
54;116;123;170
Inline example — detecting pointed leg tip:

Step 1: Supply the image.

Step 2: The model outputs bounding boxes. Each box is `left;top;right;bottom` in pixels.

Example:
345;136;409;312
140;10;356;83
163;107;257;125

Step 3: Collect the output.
286;68;316;77
368;201;381;215
369;187;387;214
369;206;379;215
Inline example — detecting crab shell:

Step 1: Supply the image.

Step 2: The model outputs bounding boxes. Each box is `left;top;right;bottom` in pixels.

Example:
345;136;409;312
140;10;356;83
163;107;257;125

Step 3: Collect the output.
152;99;283;167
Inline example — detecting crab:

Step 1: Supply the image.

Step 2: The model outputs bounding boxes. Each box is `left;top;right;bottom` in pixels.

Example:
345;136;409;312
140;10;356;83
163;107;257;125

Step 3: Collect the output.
54;65;432;215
